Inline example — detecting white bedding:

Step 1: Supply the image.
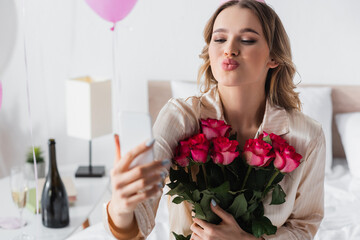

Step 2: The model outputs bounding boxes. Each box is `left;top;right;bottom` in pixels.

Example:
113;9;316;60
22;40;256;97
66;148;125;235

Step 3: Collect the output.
314;158;360;240
68;159;360;240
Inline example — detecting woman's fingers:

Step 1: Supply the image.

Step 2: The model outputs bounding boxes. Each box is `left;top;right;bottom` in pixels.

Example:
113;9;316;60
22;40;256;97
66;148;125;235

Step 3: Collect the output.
190;232;201;240
113;139;156;174
125;184;162;206
117;172;163;198
190;222;205;239
210;199;234;224
112;158;169;187
114;134;121;163
111;159;170;196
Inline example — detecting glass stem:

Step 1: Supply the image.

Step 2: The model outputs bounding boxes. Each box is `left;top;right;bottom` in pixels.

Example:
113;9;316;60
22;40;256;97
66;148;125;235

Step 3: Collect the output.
19;207;24;226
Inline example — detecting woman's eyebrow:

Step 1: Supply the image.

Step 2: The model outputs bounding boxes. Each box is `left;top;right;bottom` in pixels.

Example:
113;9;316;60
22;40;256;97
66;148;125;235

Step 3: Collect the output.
213;28;228;34
213;27;260;35
240;28;260;35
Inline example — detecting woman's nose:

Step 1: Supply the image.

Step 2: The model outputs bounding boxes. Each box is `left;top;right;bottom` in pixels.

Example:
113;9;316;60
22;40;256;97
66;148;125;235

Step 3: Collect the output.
224;41;239;57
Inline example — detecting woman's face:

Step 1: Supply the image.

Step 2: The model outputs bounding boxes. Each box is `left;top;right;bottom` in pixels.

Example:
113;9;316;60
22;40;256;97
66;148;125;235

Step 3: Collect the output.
209;6;277;87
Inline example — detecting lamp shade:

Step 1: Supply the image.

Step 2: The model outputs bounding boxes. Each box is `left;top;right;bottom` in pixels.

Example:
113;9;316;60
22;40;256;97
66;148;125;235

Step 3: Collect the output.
66;76;112;140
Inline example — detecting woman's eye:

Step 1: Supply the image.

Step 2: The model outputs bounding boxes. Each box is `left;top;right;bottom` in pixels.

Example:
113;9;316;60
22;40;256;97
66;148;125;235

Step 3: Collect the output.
214;39;226;43
241;39;256;45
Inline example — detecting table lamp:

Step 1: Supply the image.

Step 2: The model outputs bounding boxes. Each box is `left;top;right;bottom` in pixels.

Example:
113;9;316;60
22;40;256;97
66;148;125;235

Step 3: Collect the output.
66;76;112;177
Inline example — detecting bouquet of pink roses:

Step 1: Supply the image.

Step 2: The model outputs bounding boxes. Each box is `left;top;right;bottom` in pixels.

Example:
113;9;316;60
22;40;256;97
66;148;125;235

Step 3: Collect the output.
167;118;302;240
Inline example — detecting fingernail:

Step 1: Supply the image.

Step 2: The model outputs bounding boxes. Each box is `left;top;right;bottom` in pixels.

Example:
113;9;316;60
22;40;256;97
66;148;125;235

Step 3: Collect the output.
160;171;167;180
211;199;217;207
157;181;164;189
162;159;171;166
146;138;155;147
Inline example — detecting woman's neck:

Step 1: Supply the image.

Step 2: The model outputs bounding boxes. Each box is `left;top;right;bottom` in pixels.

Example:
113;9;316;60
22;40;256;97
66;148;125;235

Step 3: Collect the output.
218;83;266;144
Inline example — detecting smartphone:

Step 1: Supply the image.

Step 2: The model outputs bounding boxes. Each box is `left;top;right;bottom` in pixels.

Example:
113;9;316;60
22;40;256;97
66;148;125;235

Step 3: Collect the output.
118;111;154;169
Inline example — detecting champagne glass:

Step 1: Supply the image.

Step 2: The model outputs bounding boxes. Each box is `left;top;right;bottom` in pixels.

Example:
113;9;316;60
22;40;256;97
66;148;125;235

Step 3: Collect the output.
10;165;33;240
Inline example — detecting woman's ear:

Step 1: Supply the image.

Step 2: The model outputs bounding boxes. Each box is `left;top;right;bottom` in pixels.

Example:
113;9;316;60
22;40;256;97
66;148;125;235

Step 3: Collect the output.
267;58;279;69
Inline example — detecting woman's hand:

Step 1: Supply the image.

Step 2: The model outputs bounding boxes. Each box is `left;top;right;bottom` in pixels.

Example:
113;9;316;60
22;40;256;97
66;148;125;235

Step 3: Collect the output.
108;135;170;229
190;199;263;240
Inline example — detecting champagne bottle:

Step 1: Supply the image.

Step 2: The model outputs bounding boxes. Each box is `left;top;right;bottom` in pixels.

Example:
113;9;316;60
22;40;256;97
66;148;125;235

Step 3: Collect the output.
41;139;69;228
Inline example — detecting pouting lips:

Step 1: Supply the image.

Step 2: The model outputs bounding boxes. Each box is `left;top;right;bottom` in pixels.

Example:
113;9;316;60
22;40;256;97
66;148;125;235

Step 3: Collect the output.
222;58;239;71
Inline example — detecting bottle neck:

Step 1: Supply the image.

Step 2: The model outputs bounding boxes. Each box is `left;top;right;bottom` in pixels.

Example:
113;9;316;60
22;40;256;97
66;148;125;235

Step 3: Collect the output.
48;143;59;178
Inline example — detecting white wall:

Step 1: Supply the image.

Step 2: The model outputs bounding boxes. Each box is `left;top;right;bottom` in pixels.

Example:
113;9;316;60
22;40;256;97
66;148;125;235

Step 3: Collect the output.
0;0;359;178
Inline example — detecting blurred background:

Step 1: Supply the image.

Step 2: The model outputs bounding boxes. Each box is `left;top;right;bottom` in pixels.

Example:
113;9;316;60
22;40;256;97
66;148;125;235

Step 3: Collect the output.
0;0;359;178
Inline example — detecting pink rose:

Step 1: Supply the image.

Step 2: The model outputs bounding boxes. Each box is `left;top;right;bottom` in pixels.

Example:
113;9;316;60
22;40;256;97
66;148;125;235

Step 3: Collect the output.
274;145;302;173
243;139;274;167
200;118;231;140
211;137;240;165
173;140;191;167
188;133;210;164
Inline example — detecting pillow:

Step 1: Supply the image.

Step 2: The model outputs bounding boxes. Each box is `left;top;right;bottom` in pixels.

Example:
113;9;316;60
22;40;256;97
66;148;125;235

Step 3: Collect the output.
171;80;199;99
297;87;333;174
335;112;360;178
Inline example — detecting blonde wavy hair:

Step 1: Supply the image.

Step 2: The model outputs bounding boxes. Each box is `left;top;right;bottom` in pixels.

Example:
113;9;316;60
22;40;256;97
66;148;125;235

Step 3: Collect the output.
198;0;301;111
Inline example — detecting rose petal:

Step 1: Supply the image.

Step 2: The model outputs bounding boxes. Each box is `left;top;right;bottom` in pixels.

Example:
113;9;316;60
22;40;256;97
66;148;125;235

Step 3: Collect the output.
191;149;208;163
274;151;286;170
217;125;231;137
221;151;239;165
174;155;189;167
202;125;221;140
244;151;264;167
280;156;301;173
212;152;224;164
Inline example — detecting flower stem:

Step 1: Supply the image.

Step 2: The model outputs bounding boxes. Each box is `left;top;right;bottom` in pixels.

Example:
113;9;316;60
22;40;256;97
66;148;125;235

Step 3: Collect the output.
264;170;280;193
241;166;252;190
188;166;192;182
202;164;208;188
220;165;226;181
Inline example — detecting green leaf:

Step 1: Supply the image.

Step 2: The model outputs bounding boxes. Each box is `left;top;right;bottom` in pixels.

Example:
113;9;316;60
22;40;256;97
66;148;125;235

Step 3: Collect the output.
166;182;185;196
166;181;179;190
227;193;247;219
192;189;201;202
253;202;264;218
172;232;191;240
193;202;207;220
252;216;277;238
210;181;230;194
270;184;286;205
247;202;258;213
263;135;272;145
209;181;233;209
199;191;221;223
172;196;185;204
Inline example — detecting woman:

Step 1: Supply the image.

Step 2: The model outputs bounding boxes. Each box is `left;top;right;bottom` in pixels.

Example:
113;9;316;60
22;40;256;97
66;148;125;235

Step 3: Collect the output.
105;0;326;239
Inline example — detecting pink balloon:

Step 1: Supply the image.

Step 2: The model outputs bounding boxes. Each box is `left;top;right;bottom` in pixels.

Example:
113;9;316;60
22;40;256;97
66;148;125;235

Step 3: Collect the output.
85;0;138;23
0;81;2;110
221;0;265;3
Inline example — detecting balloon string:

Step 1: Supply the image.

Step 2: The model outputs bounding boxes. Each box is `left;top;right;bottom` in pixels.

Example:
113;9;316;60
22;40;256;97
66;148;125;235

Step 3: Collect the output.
0;81;3;111
112;22;121;133
21;0;39;216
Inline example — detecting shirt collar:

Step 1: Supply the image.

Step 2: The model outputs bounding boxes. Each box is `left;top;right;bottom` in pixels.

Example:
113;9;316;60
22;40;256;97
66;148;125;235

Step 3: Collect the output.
259;100;289;136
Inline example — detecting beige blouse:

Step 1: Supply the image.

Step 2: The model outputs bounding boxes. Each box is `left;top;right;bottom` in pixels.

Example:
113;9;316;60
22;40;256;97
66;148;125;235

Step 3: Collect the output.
104;86;326;240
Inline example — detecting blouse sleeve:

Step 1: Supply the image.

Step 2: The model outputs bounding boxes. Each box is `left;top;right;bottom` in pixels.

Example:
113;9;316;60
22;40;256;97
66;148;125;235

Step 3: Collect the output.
153;98;200;161
263;127;326;240
104;98;199;239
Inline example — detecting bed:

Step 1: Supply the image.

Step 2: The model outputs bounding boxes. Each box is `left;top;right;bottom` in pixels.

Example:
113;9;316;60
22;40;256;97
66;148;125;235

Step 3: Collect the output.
147;80;360;240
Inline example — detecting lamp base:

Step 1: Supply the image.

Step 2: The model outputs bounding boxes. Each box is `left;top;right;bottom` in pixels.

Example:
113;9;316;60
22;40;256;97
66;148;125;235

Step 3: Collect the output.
75;166;105;178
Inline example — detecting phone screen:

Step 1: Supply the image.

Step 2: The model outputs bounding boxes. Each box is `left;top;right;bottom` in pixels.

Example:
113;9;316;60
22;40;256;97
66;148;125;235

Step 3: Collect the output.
119;111;154;169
